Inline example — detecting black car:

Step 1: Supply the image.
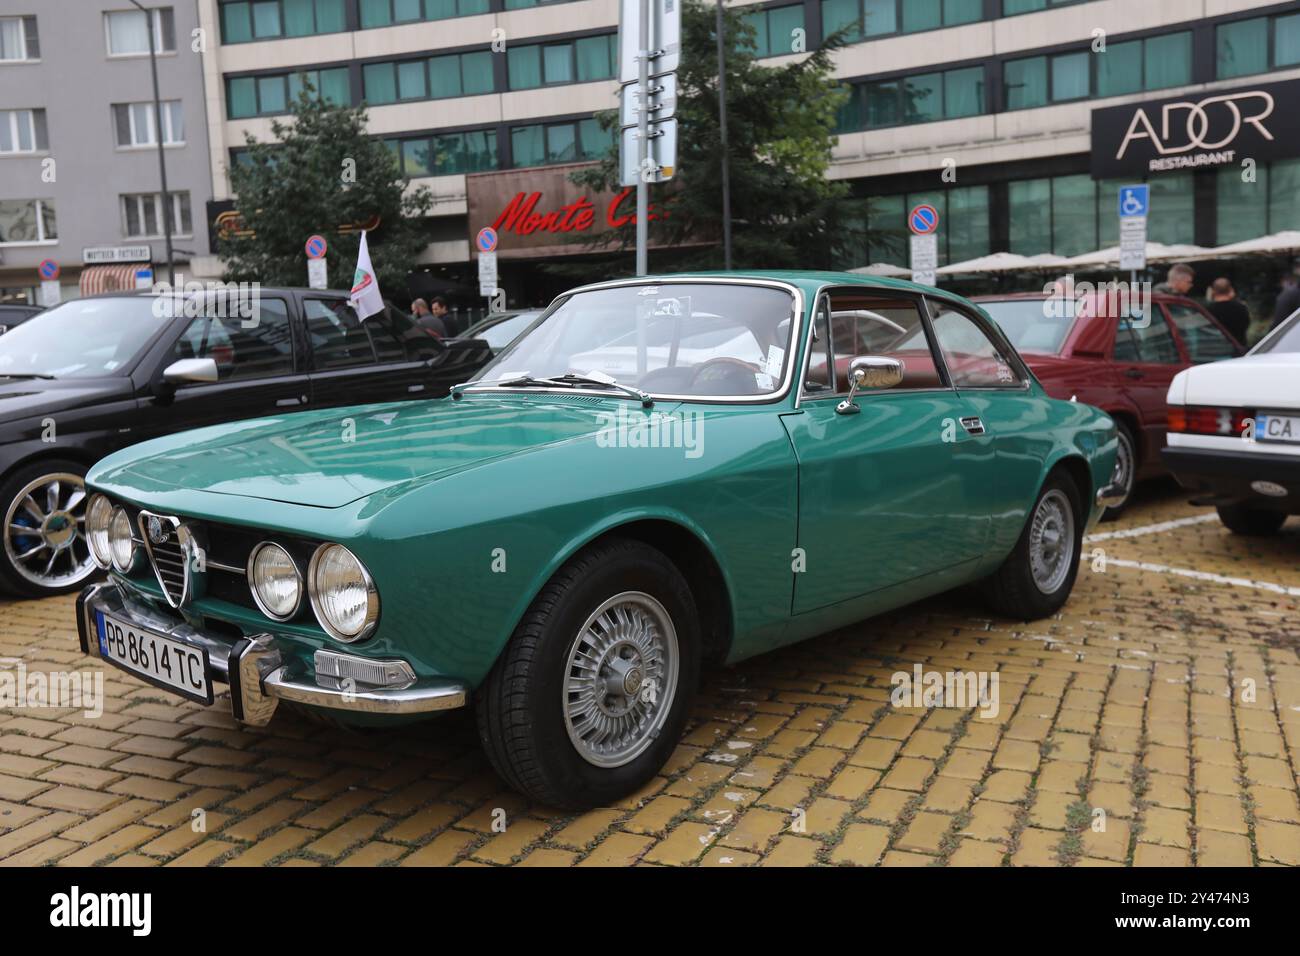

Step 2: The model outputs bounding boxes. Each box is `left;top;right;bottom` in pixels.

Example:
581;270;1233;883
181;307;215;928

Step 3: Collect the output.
0;289;491;598
0;303;43;335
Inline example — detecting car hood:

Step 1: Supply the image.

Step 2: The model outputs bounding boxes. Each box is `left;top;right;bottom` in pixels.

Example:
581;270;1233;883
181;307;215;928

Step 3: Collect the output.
0;375;133;425
91;393;679;508
1170;353;1300;408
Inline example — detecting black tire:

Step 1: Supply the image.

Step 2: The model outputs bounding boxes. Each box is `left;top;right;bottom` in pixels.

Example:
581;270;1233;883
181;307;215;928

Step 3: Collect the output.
1216;504;1287;536
0;459;98;599
985;471;1083;620
476;537;700;809
1100;420;1137;522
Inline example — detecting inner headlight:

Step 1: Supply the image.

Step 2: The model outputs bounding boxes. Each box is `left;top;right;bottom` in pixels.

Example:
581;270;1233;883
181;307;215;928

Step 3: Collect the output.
308;543;379;643
108;507;137;572
247;542;302;621
87;494;114;569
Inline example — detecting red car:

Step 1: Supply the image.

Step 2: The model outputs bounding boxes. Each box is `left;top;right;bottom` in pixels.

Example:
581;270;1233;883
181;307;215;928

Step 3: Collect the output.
974;292;1244;517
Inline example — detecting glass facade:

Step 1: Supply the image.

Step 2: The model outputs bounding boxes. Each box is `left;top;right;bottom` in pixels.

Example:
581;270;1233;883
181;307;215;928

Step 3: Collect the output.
1217;12;1300;78
507;35;616;90
385;129;498;177
1005;32;1191;109
220;0;346;43
227;68;350;118
824;0;981;41
510;118;612;168
862;186;990;266
364;50;494;105
742;3;805;58
838;65;984;132
1216;159;1300;244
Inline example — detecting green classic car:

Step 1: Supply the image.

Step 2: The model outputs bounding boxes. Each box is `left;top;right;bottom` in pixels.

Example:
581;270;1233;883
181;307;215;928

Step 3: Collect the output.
77;272;1120;808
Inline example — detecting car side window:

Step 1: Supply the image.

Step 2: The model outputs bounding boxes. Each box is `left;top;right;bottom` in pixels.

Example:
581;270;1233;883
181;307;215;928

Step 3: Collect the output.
1116;309;1181;364
803;297;832;393
1167;304;1236;364
305;299;377;370
823;292;943;393
925;300;1023;388
172;297;294;382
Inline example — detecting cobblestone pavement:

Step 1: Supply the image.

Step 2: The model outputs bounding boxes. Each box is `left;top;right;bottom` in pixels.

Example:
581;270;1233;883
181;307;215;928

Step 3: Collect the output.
1;482;1297;867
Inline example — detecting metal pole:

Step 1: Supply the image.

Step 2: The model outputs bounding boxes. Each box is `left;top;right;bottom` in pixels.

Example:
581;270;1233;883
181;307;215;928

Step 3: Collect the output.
131;0;174;286
716;0;732;270
635;0;650;276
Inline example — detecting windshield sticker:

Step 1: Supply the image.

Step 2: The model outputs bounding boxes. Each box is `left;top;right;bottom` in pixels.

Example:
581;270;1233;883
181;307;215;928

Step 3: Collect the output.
755;372;774;390
996;360;1015;383
765;345;785;377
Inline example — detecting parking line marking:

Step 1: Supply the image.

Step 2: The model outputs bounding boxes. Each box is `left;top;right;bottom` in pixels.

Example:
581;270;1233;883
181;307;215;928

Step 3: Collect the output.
1085;513;1218;543
1106;558;1300;596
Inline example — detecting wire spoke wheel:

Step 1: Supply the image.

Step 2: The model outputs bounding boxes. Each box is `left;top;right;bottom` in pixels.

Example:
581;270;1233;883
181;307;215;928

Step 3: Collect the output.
562;591;680;768
1028;488;1075;595
3;471;95;590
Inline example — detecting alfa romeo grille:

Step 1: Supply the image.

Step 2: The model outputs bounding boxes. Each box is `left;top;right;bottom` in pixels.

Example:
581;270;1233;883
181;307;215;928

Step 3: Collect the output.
138;511;192;608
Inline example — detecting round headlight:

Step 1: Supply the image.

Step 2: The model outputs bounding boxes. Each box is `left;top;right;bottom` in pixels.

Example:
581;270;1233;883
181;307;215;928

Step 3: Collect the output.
108;507;137;572
247;542;302;621
308;543;379;642
86;494;114;569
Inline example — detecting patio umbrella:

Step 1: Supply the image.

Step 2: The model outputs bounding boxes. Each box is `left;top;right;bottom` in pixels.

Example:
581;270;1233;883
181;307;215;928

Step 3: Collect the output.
1204;230;1300;257
936;251;1069;275
849;262;912;278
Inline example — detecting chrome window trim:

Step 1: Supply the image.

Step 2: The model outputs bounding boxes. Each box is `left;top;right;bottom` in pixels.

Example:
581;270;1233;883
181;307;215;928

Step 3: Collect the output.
246;541;304;623
458;277;806;406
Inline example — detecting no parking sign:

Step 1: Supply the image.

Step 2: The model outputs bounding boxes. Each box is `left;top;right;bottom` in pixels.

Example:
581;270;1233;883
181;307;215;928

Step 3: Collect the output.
305;235;328;289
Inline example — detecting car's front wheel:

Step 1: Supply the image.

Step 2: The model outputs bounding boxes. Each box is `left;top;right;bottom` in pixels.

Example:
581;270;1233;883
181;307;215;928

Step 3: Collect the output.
476;538;700;809
1215;504;1287;536
984;471;1083;620
1100;421;1137;522
0;460;98;598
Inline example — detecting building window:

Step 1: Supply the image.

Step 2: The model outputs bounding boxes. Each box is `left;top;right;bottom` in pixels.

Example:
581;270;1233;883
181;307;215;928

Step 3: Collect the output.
112;101;184;147
364;51;494;105
227;67;350;119
122;192;192;239
0;199;57;244
1217;158;1300;244
742;4;806;58
837;65;984;132
385;129;499;177
219;0;347;43
823;0;980;43
0;16;39;61
508;35;616;90
0;108;45;154
1009;174;1101;257
1144;174;1194;247
865;187;989;265
105;7;176;56
510;118;612;168
504;0;577;8
1217;13;1300;79
1006;32;1190;109
1001;0;1087;14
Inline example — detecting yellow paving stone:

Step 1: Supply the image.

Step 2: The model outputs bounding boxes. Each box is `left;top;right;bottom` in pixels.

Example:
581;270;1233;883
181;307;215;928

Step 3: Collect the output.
699;846;760;867
823;765;881;801
1255;819;1300;866
790;746;846;778
1243;755;1294;789
895;811;952;854
1248;785;1300;824
1133;843;1190;866
0;837;78;867
1194;829;1253;866
960;801;1018;843
1142;807;1192;848
849;737;901;769
1142;773;1191;811
1010;827;1062;867
882;850;935;866
760;834;822;866
900;729;950;759
1092;750;1134;783
1030;791;1077;830
1080;818;1130;862
56;824;156;866
1036;760;1089;794
576;832;655;867
223;827;316;867
799;797;852;836
664;761;731;797
624;795;691;835
1195;793;1248;834
859;788;914;823
980;770;1032;803
830;823;890;866
718;808;787;853
1194;763;1241;796
517;847;579;867
881;757;934;792
470;818;551;865
641;822;721;865
922;776;974;812
941;747;992;780
948;838;1006;866
815;721;867;751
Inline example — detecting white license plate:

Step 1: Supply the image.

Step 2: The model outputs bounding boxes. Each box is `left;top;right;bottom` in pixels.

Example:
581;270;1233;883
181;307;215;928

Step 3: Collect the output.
96;611;212;705
1255;413;1300;444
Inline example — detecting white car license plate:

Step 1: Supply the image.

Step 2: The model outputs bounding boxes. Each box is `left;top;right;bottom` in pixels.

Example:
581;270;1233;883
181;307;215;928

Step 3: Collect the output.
96;611;212;705
1255;413;1300;445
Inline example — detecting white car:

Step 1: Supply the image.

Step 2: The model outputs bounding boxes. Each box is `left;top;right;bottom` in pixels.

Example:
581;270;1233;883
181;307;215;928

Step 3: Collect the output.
1163;309;1300;535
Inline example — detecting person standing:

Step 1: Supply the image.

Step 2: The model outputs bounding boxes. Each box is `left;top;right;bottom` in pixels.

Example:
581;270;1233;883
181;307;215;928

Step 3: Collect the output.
1273;270;1300;333
410;297;448;338
429;296;456;337
1206;277;1250;346
1154;262;1195;296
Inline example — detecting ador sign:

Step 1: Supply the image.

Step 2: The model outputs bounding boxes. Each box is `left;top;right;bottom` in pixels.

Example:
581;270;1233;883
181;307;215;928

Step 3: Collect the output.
1090;78;1300;178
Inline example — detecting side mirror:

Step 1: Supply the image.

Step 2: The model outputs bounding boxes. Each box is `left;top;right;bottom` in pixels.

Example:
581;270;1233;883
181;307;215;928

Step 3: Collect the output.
836;356;904;415
162;357;219;385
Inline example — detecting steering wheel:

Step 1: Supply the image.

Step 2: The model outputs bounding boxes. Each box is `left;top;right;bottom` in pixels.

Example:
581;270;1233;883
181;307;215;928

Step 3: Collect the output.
689;357;763;391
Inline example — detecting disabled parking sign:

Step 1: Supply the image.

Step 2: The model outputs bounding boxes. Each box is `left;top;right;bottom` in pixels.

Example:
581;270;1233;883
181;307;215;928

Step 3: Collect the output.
1118;184;1149;218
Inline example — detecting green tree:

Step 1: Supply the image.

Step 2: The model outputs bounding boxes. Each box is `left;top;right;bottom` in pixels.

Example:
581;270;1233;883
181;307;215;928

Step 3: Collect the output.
570;0;877;272
218;88;433;296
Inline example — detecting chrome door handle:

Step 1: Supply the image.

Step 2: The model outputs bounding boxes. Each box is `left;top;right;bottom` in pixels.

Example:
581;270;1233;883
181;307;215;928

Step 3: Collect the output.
276;396;306;407
960;416;985;435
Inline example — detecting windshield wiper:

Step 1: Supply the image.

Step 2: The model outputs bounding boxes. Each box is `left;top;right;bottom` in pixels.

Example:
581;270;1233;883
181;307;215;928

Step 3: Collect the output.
455;371;653;407
0;372;55;380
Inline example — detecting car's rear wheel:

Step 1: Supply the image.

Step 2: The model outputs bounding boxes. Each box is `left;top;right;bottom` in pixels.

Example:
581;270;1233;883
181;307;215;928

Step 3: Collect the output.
985;472;1083;620
476;537;700;809
1215;504;1287;536
0;460;97;598
1100;421;1137;521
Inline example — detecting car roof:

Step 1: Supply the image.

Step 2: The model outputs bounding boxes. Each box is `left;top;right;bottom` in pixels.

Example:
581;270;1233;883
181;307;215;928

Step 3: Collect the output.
972;291;1198;304
571;270;974;305
68;287;348;300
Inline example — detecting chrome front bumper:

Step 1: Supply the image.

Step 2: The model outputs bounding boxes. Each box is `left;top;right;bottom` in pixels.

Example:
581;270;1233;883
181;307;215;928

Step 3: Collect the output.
76;583;469;728
1096;482;1127;509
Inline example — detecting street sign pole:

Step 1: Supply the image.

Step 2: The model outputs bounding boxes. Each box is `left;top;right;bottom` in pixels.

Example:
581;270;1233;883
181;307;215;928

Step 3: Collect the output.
635;0;650;277
716;0;731;270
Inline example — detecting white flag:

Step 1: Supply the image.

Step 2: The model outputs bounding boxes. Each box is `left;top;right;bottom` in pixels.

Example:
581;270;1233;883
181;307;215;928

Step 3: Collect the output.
349;229;385;320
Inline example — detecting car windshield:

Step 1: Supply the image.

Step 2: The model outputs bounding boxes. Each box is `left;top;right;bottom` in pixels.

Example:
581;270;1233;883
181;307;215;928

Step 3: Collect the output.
1252;308;1300;354
977;298;1077;354
0;296;170;379
476;282;797;397
477;311;540;351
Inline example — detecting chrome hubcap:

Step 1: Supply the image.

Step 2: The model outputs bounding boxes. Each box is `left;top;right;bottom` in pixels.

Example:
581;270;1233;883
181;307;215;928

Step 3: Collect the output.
3;472;95;589
563;591;679;768
1029;488;1074;595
